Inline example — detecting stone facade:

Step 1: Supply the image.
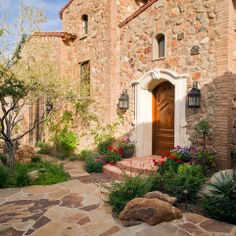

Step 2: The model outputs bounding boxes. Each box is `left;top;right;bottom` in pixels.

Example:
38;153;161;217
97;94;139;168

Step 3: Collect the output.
21;0;236;169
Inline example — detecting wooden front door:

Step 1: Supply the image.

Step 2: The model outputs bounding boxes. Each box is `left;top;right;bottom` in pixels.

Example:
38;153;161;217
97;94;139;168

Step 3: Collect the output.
153;82;174;156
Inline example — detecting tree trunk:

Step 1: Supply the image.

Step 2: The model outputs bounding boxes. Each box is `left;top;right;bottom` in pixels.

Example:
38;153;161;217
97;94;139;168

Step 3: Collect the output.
5;140;16;167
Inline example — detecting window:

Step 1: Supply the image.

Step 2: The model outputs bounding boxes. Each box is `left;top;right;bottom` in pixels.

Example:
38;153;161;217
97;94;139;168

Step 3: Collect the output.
80;61;90;96
152;33;166;60
82;15;88;35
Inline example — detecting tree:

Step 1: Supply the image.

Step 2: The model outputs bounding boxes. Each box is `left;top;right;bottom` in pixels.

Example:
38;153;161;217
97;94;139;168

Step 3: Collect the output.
0;1;47;166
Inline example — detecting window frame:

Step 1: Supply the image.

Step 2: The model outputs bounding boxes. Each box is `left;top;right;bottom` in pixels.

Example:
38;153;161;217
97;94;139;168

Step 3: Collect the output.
152;33;167;61
82;14;88;36
80;61;90;97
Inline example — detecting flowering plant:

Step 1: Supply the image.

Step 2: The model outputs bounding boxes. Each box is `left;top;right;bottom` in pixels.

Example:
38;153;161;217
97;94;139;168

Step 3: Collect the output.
158;146;215;175
118;136;135;150
105;146;122;164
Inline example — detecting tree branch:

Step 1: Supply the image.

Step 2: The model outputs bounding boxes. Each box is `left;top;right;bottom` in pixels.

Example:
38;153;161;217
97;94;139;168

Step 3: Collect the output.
13;109;53;142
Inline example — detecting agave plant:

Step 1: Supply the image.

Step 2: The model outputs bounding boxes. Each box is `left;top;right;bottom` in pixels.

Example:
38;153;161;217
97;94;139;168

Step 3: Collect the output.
203;170;236;199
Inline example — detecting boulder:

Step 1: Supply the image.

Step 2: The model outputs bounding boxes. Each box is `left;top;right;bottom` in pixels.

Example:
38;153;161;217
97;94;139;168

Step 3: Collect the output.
144;191;177;205
28;170;40;182
15;145;35;164
119;198;182;226
199;169;234;197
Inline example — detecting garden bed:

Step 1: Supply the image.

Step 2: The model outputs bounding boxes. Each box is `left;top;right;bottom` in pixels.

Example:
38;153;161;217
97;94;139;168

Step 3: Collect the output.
0;158;70;188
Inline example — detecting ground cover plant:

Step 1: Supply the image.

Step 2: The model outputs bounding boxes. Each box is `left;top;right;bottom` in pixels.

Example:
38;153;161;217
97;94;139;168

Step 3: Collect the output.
0;158;70;188
106;175;153;212
201;170;236;224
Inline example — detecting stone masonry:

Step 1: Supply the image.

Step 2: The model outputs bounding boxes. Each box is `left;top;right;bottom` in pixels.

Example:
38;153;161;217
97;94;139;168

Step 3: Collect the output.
20;0;236;169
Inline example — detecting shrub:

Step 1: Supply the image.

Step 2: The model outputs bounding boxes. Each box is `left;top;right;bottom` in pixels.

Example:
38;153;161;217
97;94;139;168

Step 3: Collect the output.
15;164;31;187
163;164;205;203
33;162;70;185
36;141;54;155
85;157;104;173
0;161;70;188
0;153;8;165
55;128;78;158
0;165;9;187
201;170;236;224
161;146;215;176
106;175;152;213
201;197;236;224
31;155;42;163
105;146;122;164
147;172;165;192
79;149;93;161
97;137;114;155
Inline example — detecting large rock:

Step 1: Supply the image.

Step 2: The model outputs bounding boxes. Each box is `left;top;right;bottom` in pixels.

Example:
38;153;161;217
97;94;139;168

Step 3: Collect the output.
15;145;35;164
28;170;40;182
199;169;234;197
144;191;177;205
119;198;182;226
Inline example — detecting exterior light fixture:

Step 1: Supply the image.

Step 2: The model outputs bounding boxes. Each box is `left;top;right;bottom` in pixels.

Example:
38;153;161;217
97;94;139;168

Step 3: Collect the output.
188;82;201;108
118;89;129;110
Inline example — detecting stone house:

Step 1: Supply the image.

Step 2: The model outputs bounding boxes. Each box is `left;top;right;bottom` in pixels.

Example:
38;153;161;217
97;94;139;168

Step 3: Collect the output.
21;0;236;169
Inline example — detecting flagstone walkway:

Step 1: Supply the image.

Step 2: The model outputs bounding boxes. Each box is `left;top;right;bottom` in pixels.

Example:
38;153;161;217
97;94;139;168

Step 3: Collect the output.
0;158;235;236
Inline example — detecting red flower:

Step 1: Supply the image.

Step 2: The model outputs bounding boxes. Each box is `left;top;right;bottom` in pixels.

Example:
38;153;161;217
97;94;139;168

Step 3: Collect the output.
160;160;165;166
153;160;158;166
108;146;113;150
118;147;122;151
113;149;117;153
118;151;122;155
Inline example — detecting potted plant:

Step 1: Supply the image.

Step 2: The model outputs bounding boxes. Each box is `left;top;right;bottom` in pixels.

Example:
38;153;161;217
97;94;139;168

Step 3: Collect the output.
118;136;135;158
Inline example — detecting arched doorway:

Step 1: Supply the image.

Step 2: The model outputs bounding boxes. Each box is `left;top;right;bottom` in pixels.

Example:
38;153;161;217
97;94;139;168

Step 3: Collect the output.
152;82;174;156
131;68;189;157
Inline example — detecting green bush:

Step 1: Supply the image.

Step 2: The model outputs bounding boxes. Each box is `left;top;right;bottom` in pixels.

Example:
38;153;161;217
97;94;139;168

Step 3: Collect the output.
163;164;205;203
0;161;70;188
85;157;103;173
201;170;236;224
15;165;31;187
0;165;9;187
157;158;180;175
0;153;8;165
31;155;42;163
33;162;70;185
105;148;122;164
201;197;236;224
36;141;54;155
55;128;78;158
97;137;114;155
106;175;152;213
79;149;93;161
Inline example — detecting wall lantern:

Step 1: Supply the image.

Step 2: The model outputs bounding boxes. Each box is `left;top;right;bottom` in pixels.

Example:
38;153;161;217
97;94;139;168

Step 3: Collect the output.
46;101;53;113
118;89;129;110
188;82;201;108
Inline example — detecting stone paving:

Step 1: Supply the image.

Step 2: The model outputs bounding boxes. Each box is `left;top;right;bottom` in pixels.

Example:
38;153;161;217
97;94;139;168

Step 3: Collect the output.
0;158;235;236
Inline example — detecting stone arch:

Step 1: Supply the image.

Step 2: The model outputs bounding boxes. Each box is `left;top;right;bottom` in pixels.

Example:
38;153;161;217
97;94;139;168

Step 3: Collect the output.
131;68;190;157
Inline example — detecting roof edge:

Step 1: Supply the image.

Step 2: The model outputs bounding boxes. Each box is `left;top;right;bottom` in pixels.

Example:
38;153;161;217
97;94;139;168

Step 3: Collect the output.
59;0;74;20
33;32;77;40
119;0;158;28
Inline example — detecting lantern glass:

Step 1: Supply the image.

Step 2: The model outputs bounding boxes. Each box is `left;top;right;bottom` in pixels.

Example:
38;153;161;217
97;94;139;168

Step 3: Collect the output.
118;90;129;110
188;82;201;108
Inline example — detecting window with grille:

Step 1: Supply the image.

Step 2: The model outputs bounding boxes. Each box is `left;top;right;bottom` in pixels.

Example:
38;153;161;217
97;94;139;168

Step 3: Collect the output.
80;61;90;97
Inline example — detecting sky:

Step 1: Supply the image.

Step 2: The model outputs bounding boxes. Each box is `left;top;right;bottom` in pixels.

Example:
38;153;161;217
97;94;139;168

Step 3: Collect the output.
1;0;68;32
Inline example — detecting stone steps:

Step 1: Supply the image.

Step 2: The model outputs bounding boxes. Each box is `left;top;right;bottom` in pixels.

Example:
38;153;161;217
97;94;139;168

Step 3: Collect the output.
103;156;161;180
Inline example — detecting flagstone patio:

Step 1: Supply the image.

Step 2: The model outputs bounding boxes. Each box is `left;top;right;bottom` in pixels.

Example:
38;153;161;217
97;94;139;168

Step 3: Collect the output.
0;158;235;236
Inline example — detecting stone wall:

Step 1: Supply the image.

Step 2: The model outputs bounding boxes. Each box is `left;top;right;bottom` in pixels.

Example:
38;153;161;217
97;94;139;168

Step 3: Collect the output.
119;0;235;168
